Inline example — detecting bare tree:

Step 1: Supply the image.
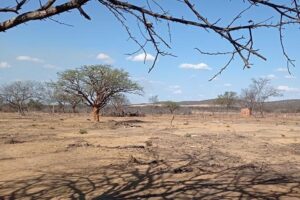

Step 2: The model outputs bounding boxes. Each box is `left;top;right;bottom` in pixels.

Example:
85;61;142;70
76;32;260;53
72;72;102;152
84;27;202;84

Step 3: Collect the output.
1;1;299;76
241;78;282;117
240;88;256;115
149;95;159;104
0;95;4;111
148;95;159;114
109;94;130;116
0;81;45;115
54;65;142;122
49;85;83;113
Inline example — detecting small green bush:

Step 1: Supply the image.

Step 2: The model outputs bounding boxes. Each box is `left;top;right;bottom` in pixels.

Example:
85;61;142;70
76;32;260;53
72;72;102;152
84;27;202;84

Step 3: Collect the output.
79;129;88;134
184;133;192;138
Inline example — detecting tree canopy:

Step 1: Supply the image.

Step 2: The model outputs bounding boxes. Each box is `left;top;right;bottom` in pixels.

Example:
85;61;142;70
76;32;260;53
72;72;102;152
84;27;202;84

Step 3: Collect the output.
48;84;83;113
1;1;299;76
241;78;282;116
216;91;238;111
54;65;142;121
0;81;45;115
149;95;159;104
164;101;180;114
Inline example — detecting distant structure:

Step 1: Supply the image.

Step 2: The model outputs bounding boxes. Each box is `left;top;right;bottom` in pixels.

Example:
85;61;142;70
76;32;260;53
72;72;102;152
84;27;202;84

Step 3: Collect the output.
240;108;252;117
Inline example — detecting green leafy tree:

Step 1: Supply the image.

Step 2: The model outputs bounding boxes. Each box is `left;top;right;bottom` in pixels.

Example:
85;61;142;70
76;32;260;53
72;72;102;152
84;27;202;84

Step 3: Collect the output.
216;91;238;112
54;65;142;121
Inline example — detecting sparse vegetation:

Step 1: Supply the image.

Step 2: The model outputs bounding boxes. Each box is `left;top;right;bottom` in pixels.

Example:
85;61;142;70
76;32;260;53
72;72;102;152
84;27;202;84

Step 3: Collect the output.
1;1;300;199
145;140;153;147
0;111;300;199
79;129;88;134
108;94;130;116
149;95;159;105
184;133;192;138
164;101;180;126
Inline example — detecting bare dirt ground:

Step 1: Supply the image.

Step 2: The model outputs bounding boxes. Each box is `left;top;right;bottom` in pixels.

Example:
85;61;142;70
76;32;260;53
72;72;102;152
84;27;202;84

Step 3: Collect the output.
0;112;300;200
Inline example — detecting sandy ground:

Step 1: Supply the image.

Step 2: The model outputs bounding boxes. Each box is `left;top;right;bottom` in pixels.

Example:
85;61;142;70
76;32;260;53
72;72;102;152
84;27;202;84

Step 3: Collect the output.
0;112;300;199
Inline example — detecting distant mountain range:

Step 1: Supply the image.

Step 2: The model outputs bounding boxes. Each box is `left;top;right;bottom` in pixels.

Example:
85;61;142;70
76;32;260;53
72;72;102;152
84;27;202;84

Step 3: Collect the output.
133;99;300;112
178;99;300;106
178;99;300;112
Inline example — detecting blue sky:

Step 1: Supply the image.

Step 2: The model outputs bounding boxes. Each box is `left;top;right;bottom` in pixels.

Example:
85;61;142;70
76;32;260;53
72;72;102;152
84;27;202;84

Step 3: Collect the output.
1;0;299;103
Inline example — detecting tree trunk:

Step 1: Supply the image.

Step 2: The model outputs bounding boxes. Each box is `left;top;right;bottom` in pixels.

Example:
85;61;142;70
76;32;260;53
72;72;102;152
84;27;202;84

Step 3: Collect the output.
259;103;264;117
170;114;175;126
58;103;65;113
18;106;25;116
72;105;76;113
92;106;100;122
249;107;253;116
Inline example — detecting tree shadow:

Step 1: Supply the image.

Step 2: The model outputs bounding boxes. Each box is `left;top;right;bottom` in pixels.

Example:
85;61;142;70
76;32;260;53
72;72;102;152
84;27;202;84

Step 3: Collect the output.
1;155;299;200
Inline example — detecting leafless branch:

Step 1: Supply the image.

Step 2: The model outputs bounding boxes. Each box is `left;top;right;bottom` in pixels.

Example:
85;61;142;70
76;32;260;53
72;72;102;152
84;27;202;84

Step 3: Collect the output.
1;0;299;76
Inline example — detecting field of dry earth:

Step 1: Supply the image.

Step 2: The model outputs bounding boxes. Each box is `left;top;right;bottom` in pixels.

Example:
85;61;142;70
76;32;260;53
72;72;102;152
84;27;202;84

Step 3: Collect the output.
0;112;300;199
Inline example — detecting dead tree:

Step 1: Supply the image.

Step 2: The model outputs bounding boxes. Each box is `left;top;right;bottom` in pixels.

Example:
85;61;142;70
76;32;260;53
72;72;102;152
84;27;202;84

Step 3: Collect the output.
0;81;45;115
241;78;282;117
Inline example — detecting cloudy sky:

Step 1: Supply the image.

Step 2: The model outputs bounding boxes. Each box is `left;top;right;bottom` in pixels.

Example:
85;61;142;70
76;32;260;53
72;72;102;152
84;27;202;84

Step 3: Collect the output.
1;1;299;103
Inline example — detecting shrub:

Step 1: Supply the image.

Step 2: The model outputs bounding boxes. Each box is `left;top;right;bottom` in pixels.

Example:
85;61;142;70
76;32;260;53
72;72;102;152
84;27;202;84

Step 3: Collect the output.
79;129;88;134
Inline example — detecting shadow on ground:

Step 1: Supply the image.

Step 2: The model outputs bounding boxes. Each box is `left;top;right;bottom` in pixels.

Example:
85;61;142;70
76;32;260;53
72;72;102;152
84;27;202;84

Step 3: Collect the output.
1;154;299;200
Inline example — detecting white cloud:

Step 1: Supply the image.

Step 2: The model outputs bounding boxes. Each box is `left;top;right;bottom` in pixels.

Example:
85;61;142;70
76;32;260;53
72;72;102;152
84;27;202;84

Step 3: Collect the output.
169;85;183;94
179;63;212;70
224;83;232;87
262;74;277;80
276;67;288;72
43;64;59;69
16;55;44;63
169;85;181;89
0;61;11;68
277;85;300;92
284;75;296;79
130;76;164;85
127;53;155;62
96;53;114;64
173;89;182;94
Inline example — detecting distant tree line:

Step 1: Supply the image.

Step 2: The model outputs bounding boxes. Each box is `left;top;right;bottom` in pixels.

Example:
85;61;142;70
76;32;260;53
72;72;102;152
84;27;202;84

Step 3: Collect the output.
0;65;143;121
0;73;291;119
216;78;282;117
